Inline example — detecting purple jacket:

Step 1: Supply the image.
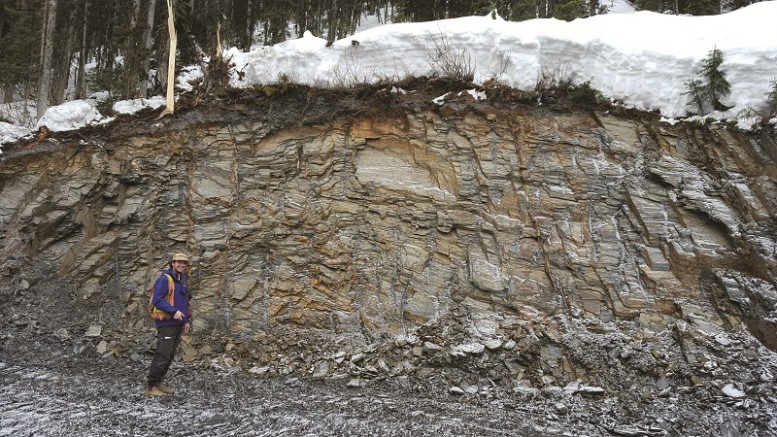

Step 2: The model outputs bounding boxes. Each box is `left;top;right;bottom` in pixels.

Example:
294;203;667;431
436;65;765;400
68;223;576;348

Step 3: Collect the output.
151;268;191;327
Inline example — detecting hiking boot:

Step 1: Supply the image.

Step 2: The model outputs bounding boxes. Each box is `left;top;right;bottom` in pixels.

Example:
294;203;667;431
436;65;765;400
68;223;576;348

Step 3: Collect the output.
144;385;166;397
157;384;175;394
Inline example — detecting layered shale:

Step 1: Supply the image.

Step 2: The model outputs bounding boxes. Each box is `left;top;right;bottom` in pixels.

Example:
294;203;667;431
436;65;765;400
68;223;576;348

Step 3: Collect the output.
1;89;776;407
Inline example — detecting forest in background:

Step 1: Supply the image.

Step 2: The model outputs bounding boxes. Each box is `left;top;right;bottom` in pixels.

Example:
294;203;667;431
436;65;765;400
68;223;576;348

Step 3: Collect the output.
0;0;763;124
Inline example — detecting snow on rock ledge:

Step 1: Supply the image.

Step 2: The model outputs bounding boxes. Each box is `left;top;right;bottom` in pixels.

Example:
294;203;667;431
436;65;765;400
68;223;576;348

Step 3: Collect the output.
37;100;103;132
0;122;32;149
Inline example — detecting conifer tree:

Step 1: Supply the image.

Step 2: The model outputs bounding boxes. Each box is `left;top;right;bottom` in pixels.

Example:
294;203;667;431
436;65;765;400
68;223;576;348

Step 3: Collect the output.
681;0;719;15
766;78;777;117
683;47;731;115
0;2;38;104
701;47;731;111
683;78;707;115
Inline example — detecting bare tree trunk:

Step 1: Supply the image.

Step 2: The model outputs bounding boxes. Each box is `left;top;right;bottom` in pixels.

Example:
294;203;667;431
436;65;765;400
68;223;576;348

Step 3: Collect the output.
131;0;141;28
74;0;89;99
245;0;252;48
50;8;76;105
122;0;143;98
215;20;222;59
49;46;70;106
158;0;176;118
36;0;57;121
139;0;158;97
3;84;14;104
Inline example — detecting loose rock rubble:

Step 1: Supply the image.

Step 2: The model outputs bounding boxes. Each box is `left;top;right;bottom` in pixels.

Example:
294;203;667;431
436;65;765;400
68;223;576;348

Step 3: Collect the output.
1;330;776;437
2;288;777;436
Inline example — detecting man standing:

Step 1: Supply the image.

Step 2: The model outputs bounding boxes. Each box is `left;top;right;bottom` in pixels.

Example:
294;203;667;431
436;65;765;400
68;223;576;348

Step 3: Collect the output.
145;252;192;397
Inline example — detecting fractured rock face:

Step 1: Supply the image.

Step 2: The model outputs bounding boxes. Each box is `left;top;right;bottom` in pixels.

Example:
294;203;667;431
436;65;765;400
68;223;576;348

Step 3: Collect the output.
0;100;776;389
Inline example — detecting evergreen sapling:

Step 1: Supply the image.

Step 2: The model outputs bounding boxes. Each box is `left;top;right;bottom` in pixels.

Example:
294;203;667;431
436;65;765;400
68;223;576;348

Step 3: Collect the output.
683;47;732;115
766;78;777;117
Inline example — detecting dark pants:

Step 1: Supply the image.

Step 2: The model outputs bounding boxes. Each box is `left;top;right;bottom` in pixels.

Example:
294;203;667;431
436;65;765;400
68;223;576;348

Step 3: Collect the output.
147;325;183;387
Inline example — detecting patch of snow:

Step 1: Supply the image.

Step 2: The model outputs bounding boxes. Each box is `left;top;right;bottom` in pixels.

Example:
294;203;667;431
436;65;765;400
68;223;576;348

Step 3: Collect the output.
36;100;103;132
113;96;166;115
0;122;33;150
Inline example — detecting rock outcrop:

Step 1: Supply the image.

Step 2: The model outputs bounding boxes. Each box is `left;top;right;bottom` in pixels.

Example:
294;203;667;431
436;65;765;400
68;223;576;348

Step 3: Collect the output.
1;90;776;401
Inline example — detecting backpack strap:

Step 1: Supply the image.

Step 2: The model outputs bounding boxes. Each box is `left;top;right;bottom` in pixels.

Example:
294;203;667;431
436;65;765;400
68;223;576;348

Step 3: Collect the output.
163;274;175;305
